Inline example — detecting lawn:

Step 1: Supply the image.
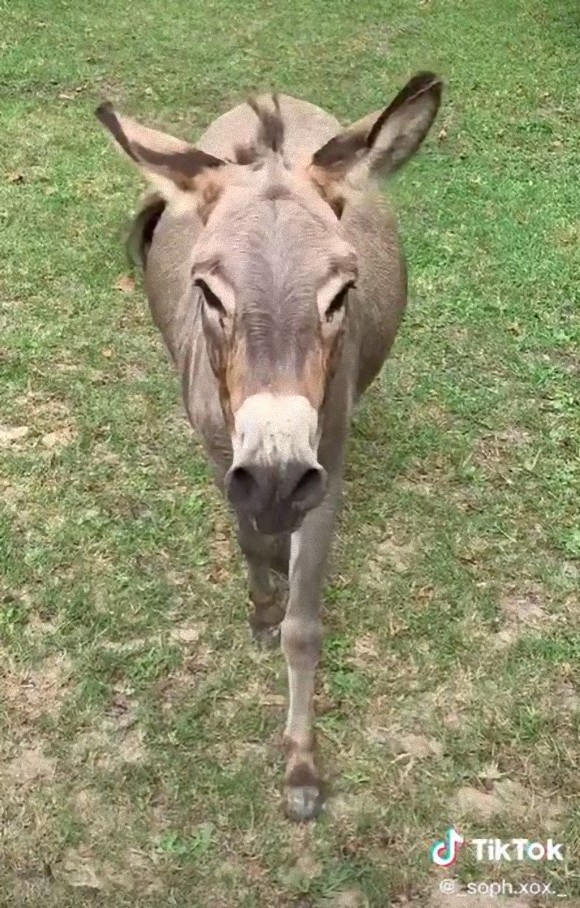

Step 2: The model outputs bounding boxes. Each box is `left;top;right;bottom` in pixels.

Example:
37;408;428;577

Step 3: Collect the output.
1;0;579;905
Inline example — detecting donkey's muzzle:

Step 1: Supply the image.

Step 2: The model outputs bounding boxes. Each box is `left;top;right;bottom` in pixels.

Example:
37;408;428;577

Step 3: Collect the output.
225;460;327;534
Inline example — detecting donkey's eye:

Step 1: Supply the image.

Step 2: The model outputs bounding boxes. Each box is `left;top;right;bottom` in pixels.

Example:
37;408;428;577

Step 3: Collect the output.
325;282;354;321
194;278;227;316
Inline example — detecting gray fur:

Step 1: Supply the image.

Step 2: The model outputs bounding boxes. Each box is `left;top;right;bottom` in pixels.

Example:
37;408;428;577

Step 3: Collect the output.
98;77;442;821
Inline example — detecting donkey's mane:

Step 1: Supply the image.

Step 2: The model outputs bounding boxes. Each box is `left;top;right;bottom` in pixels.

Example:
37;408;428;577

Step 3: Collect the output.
128;96;288;269
231;94;285;166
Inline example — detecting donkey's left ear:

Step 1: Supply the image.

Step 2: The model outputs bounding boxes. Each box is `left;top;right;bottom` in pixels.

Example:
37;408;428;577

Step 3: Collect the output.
310;72;443;185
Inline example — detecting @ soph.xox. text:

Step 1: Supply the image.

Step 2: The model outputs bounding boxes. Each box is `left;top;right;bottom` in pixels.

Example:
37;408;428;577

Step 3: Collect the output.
430;827;565;867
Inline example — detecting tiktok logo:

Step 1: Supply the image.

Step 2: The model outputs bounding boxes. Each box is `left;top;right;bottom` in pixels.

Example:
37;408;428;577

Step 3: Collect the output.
430;827;465;867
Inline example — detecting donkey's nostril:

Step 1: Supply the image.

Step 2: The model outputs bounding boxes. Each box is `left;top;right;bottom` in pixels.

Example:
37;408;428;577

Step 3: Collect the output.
292;468;321;501
227;466;259;506
226;464;278;513
226;462;326;519
231;466;254;494
285;464;327;511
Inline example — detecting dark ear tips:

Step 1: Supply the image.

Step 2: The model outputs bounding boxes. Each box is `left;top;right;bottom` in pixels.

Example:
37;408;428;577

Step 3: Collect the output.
95;102;138;162
366;71;443;149
410;71;443;88
397;71;443;100
331;196;345;219
95;101;114;122
411;71;444;107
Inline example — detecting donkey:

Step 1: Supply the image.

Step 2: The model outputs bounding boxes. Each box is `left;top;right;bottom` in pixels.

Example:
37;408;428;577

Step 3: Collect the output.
96;72;442;821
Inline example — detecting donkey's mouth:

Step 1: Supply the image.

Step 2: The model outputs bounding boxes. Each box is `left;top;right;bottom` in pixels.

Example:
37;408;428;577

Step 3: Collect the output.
252;511;304;536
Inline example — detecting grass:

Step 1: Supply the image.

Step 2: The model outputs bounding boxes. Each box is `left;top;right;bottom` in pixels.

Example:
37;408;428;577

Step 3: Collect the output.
1;0;579;904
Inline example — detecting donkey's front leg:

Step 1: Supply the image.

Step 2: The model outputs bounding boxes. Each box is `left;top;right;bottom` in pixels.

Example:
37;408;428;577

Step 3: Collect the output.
237;516;289;646
281;481;340;821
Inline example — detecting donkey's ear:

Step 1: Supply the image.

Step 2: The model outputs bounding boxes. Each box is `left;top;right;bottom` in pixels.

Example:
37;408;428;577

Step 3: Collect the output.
96;102;226;200
310;72;442;184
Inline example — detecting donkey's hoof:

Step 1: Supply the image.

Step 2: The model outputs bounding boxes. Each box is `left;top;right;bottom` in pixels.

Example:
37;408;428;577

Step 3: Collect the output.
251;622;281;648
249;597;285;648
284;784;322;822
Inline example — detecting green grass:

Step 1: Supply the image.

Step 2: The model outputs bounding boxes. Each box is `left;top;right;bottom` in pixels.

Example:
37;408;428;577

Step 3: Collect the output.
1;0;579;904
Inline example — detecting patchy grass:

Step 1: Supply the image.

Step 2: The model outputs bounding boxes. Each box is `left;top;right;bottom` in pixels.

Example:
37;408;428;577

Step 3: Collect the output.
1;0;579;904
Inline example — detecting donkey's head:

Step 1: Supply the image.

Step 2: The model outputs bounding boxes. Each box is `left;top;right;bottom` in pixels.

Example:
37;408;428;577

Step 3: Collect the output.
97;73;441;534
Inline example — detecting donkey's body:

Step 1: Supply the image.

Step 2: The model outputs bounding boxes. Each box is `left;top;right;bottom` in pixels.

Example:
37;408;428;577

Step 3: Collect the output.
97;75;442;820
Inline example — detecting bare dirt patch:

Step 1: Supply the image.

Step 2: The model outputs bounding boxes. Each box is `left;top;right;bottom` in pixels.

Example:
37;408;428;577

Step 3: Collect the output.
363;531;417;589
6;745;56;784
325;790;382;822
118;727;147;764
451;779;563;826
366;728;443;760
170;625;204;644
548;681;580;713
221;680;286;720
101;619;207;652
495;587;555;646
416;669;477;731
72;723;148;769
349;633;381;668
0;424;29;446
72;729;118;771
58;846;137;893
367;668;476;739
475;428;532;460
41;426;75;448
373;535;415;574
60;848;107;891
429;884;533;908
74;788;103;816
395;466;435;497
158;645;215;712
293;851;322;880
12;391;72;430
124;848;165;897
206;516;238;584
325;889;367;907
3;653;72;724
470;429;534;488
72;693;148;770
70;788;154;876
26;613;60;637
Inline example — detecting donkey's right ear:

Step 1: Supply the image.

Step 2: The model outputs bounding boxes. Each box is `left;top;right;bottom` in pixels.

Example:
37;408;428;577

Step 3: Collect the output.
96;102;226;201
